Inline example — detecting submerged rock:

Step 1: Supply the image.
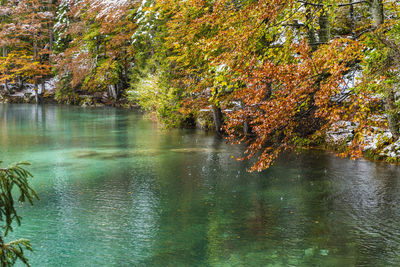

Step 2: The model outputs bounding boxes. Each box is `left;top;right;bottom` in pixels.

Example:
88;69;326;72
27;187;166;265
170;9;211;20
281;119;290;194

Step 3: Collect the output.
74;149;160;160
170;148;222;153
75;150;132;160
304;248;314;257
74;151;100;158
131;149;159;156
320;249;329;256
97;152;132;160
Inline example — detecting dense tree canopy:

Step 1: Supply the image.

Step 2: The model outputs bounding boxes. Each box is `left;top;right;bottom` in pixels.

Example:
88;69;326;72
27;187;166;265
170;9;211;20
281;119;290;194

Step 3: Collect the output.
1;0;400;170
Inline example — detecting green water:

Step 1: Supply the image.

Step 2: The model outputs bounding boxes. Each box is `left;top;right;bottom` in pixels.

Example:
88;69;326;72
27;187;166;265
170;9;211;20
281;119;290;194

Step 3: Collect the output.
1;104;400;266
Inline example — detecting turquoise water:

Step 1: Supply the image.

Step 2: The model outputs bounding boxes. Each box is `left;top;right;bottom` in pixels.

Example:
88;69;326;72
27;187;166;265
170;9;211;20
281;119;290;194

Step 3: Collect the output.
1;104;400;266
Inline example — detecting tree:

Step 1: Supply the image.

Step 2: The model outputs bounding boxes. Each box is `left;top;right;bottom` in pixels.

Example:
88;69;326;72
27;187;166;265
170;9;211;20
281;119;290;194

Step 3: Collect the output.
0;161;38;267
0;0;54;103
361;0;400;139
154;0;399;170
54;0;137;103
2;0;400;170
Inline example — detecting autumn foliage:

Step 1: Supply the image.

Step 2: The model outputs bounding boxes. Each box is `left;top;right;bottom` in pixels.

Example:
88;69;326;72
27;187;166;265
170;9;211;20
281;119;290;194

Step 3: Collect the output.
1;0;400;170
0;0;53;97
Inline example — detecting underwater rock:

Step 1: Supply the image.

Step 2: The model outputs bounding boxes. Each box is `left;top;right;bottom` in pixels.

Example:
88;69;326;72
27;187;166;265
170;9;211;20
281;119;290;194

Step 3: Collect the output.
320;249;329;256
170;148;223;153
304;248;314;257
98;152;132;159
74;149;160;160
74;151;100;158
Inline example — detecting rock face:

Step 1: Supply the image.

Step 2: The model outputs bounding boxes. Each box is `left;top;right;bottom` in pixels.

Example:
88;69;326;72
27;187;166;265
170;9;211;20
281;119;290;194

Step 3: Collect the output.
326;121;356;145
196;109;214;130
326;120;400;161
0;79;57;103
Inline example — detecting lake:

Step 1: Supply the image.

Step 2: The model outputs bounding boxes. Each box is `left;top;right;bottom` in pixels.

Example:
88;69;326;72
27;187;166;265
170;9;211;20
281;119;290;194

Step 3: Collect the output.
1;104;400;266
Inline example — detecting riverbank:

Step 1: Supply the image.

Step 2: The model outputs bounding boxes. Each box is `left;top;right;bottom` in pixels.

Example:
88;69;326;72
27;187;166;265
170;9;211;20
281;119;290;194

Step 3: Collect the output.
2;98;400;167
0;86;139;109
325;122;400;165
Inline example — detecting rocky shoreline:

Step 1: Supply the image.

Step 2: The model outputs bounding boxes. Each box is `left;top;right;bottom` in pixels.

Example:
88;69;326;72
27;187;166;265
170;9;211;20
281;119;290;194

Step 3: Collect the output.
326;120;400;163
2;87;399;165
0;81;138;109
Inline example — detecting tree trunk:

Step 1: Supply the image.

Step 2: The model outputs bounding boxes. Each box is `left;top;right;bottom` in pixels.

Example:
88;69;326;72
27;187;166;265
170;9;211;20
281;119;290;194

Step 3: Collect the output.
212;105;223;134
18;77;23;91
385;89;400;139
108;85;117;99
243;121;251;136
41;79;45;100
239;100;252;136
305;5;317;50
349;0;355;33
34;79;40;104
48;0;54;51
116;83;120;99
318;8;330;43
33;38;38;59
2;48;9;94
49;28;54;51
369;0;384;27
4;79;10;94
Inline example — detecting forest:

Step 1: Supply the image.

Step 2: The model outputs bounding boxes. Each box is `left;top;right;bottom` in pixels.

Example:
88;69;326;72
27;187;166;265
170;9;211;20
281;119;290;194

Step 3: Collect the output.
1;0;400;171
2;1;400;266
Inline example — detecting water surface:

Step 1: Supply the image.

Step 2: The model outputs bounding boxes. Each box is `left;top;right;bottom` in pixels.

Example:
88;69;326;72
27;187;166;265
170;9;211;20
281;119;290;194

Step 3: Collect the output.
1;104;400;266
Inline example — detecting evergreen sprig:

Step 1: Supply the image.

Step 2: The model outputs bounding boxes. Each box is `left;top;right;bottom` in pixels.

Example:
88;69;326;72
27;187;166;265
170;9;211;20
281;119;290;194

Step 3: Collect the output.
0;162;38;267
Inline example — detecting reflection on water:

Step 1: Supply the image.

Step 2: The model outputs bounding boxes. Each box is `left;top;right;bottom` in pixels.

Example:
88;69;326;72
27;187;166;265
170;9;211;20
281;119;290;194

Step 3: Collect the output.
1;104;400;266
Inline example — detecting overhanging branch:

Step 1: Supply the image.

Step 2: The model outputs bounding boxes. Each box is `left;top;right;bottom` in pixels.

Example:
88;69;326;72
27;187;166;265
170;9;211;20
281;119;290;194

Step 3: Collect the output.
297;0;368;7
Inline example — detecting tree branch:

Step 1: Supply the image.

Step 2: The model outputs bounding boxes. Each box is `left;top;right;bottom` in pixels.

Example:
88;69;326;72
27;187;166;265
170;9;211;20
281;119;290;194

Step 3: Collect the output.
297;0;367;7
